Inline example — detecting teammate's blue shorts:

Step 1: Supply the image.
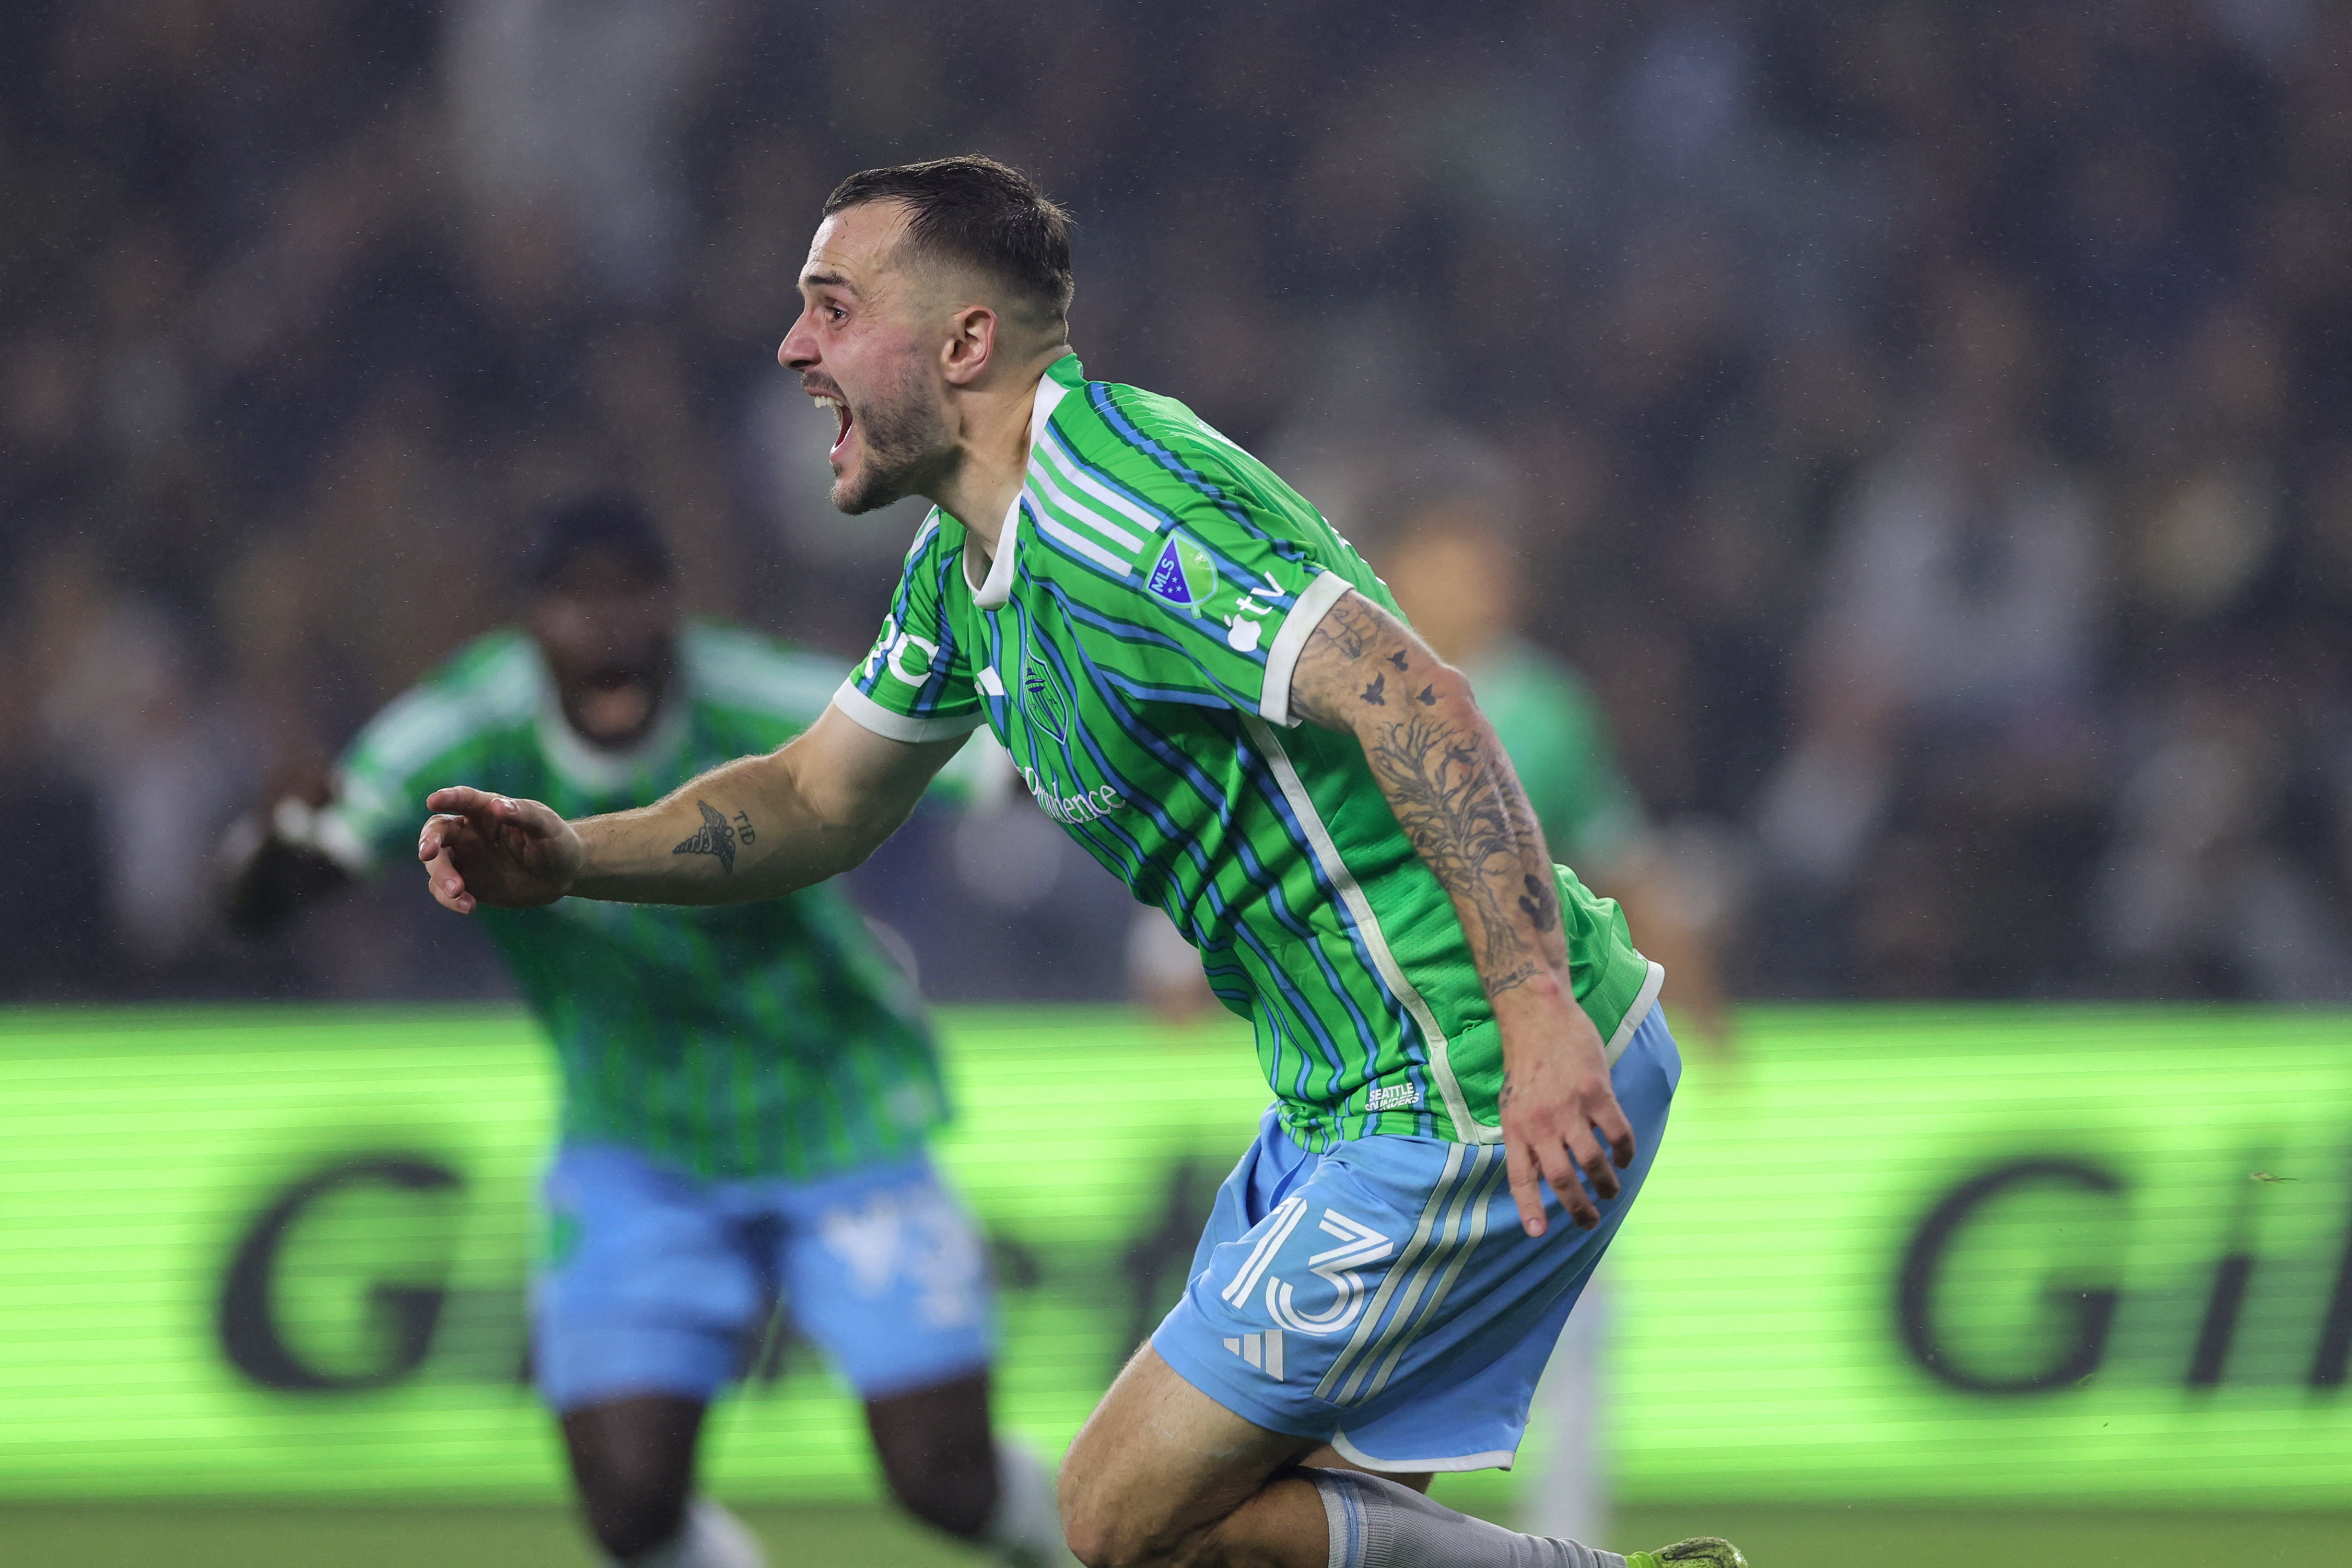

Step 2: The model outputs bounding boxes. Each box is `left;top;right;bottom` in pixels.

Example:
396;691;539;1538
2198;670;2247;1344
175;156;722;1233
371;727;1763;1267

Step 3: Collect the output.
1152;1003;1680;1473
533;1142;994;1413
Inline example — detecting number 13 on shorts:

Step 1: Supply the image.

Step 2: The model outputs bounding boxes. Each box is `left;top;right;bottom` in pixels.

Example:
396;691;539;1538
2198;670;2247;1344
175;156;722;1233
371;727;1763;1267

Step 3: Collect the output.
1221;1195;1396;1338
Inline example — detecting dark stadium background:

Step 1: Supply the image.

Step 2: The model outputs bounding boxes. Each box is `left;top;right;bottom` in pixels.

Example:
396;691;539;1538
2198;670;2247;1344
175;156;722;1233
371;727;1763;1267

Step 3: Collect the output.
1;3;2347;1565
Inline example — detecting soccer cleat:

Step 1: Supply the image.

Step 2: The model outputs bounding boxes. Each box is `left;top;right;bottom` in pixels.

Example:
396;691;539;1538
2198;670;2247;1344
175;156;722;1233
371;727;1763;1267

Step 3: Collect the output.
1626;1538;1746;1568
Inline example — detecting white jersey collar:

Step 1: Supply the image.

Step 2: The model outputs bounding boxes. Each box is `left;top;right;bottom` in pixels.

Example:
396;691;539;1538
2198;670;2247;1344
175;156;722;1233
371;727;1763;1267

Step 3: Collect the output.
968;359;1072;609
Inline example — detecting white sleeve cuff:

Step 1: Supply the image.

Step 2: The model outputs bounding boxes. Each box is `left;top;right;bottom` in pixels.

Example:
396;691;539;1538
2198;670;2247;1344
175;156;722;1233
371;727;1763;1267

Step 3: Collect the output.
830;680;989;743
1259;570;1355;728
285;798;377;875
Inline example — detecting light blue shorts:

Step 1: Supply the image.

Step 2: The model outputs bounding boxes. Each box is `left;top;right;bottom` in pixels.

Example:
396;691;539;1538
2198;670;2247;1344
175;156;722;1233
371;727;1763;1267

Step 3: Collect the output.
533;1142;994;1413
1151;1005;1680;1473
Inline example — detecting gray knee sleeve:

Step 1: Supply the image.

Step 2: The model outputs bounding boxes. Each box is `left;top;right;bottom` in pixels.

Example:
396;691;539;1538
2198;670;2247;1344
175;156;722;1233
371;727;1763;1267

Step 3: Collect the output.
1308;1468;1626;1568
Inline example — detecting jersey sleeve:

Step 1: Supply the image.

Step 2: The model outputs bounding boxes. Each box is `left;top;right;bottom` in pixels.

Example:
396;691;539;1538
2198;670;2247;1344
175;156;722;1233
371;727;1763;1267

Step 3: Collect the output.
832;514;989;743
317;692;494;875
1072;493;1355;728
304;635;539;875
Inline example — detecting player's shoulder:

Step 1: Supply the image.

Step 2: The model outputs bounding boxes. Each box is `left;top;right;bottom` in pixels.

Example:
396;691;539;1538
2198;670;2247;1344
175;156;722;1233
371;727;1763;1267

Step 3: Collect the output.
899;506;953;563
1487;636;1610;711
1485;636;1598;701
888;507;971;604
1049;370;1277;508
682;621;845;726
1475;638;1617;754
428;626;539;692
1040;362;1334;576
351;629;542;773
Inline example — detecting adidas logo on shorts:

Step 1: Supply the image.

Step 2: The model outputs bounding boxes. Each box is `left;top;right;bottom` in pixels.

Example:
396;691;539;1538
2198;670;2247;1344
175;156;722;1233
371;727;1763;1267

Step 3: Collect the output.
1222;1329;1286;1381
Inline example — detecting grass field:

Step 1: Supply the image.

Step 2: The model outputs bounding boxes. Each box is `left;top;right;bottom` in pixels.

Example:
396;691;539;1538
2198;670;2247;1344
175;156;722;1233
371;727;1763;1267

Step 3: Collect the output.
3;1500;2344;1566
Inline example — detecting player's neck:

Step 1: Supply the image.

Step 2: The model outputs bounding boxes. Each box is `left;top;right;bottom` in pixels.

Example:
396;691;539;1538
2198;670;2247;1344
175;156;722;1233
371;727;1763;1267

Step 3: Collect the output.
930;348;1067;561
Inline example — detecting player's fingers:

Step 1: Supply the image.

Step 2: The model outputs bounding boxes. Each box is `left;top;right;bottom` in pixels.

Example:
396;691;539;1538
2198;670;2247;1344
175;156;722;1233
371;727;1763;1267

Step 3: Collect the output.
1505;1138;1548;1238
1568;1121;1622;1203
1571;1114;1628;1203
1596;1097;1637;1171
421;847;476;915
416;812;464;862
1540;1137;1601;1230
425;785;493;816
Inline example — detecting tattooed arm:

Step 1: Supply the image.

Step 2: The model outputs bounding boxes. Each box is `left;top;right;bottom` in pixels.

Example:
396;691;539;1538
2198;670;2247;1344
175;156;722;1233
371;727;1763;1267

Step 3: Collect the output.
1289;587;1635;1237
417;704;969;912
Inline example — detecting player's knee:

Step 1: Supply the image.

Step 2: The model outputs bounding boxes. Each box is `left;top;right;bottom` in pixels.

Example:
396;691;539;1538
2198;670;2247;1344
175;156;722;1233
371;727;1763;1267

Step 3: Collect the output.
1055;1445;1108;1562
877;1445;994;1540
577;1469;691;1560
1059;1510;1132;1568
1058;1427;1158;1566
1058;1479;1189;1568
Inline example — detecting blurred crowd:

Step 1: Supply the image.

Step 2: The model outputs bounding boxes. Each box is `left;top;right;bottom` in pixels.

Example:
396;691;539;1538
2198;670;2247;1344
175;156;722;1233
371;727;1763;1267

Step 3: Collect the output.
3;0;2348;1003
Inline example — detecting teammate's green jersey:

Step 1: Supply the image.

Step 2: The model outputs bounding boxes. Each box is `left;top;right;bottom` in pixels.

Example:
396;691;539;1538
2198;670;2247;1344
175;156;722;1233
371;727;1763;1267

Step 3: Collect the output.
836;354;1660;1151
1465;637;1646;876
321;623;947;1181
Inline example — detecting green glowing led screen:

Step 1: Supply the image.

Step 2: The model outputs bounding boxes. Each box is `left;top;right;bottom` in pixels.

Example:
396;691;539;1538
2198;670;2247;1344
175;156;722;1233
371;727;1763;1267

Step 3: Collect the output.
1;1004;2346;1506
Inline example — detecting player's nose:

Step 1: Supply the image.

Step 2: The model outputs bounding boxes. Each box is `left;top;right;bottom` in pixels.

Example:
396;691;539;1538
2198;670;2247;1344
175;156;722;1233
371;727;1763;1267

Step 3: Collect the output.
778;313;817;371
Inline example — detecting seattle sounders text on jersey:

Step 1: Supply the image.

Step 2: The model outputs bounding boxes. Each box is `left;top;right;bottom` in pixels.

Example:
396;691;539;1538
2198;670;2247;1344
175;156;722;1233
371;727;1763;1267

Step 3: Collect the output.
321;623;949;1180
835;354;1661;1152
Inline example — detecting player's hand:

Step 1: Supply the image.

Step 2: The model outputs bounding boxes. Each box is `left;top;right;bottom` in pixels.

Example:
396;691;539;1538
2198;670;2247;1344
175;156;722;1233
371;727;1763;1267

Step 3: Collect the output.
417;787;582;914
1495;984;1636;1238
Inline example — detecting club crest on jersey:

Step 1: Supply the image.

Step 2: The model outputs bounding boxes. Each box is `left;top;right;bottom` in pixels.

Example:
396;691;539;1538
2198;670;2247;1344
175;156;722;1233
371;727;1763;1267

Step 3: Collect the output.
1021;652;1071;744
1147;531;1219;614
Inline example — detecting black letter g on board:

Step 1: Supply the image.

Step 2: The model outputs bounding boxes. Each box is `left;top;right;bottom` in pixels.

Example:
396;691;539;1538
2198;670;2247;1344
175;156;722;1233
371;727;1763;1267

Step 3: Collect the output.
217;1156;463;1393
1897;1158;2124;1395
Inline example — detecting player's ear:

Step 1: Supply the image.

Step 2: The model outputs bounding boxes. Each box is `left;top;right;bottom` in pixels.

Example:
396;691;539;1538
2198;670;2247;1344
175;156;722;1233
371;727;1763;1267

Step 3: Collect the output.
940;303;997;387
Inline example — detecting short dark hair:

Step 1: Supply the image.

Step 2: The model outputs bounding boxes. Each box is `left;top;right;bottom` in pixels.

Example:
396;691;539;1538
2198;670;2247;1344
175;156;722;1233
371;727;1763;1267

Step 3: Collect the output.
514;492;673;594
823;155;1074;334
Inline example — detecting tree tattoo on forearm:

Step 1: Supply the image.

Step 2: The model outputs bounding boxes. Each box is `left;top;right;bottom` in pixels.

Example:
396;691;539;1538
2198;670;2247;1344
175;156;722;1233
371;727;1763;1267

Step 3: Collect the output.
1305;594;1561;999
1365;711;1555;996
672;800;739;873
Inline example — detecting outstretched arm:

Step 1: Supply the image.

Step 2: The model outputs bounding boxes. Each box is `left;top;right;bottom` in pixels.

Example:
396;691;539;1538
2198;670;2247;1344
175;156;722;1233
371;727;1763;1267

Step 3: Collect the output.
220;757;357;936
1288;586;1634;1237
417;703;969;913
222;810;356;935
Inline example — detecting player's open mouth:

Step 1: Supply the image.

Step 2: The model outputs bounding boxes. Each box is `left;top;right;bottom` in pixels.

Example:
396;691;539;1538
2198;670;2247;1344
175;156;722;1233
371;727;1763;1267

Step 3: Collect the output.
813;392;853;462
577;668;654;744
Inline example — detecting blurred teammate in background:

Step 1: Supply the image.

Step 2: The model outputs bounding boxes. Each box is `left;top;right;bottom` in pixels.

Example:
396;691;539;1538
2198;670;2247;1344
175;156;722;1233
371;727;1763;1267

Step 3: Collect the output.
1378;500;1734;1056
409;157;1739;1568
223;495;1072;1568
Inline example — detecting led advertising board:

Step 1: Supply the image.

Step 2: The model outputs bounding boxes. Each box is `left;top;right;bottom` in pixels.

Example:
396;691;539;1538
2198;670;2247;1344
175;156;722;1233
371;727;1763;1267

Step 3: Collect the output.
0;1005;2345;1507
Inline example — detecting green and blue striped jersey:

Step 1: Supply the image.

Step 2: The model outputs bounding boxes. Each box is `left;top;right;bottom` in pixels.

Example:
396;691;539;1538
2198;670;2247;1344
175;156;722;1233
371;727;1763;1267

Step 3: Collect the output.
835;355;1660;1151
323;623;947;1180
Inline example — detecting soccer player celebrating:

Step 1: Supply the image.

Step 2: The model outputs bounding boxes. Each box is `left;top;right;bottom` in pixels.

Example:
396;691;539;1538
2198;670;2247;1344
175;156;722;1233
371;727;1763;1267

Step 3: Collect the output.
414;160;1743;1568
224;494;1073;1568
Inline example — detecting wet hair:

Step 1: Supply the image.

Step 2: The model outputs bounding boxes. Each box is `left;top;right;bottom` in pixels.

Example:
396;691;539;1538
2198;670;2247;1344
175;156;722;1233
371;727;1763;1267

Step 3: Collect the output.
513;492;673;594
823;155;1074;334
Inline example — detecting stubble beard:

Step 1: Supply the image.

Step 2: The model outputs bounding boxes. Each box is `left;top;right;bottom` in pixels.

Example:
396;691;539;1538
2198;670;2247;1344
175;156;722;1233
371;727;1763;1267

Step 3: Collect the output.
830;358;956;516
